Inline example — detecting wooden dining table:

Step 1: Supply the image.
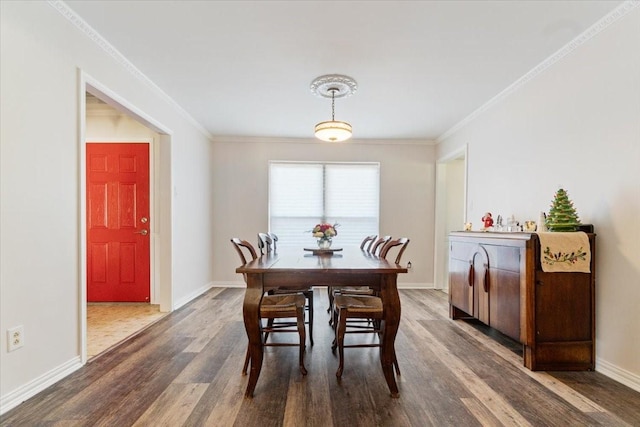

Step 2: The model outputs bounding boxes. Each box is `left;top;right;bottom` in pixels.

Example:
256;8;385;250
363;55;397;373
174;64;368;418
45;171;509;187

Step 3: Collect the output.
236;246;408;398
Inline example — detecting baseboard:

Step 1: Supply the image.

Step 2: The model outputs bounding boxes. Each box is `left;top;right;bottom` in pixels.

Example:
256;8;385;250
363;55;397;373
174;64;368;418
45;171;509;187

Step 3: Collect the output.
1;356;82;415
172;282;215;310
212;282;435;289
211;281;245;288
398;283;435;289
596;357;640;393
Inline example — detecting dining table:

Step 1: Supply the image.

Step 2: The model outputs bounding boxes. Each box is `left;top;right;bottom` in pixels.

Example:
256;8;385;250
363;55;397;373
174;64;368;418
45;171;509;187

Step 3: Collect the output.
236;245;408;398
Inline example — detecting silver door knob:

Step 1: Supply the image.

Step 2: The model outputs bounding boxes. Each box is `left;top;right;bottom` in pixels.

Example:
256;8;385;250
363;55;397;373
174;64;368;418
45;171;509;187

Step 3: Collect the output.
135;229;148;236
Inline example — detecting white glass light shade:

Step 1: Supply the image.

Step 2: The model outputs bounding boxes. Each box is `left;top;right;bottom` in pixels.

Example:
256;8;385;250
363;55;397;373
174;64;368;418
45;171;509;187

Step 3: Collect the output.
314;120;353;142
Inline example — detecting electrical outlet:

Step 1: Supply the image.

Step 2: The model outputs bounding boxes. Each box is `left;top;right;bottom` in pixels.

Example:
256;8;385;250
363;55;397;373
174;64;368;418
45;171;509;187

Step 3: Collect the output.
7;326;24;352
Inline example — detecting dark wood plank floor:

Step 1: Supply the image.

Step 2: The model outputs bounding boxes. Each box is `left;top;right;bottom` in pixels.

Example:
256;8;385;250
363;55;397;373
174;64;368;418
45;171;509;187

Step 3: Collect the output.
2;288;639;426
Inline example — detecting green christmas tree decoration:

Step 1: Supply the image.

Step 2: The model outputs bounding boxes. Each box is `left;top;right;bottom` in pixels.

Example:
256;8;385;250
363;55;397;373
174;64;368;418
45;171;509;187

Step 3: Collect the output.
545;188;581;232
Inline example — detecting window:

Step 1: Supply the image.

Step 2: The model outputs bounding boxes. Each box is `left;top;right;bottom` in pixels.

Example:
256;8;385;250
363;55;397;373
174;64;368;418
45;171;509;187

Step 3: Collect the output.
269;162;380;248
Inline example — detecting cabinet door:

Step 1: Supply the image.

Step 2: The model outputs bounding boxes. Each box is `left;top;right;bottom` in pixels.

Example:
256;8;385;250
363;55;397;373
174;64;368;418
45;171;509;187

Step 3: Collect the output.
449;241;474;317
488;245;521;341
535;272;592;342
471;246;490;325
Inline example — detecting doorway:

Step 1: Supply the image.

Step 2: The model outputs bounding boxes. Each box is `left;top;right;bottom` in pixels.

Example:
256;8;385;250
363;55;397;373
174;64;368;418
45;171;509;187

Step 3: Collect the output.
81;75;173;362
434;145;467;292
86;142;151;302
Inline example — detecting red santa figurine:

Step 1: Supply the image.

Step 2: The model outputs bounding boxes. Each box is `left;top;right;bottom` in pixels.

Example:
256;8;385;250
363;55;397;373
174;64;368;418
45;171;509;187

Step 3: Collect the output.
482;212;494;230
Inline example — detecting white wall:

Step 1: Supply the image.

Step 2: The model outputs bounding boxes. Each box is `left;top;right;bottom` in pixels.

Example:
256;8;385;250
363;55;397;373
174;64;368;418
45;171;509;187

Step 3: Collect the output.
437;8;640;389
211;138;435;288
0;1;214;410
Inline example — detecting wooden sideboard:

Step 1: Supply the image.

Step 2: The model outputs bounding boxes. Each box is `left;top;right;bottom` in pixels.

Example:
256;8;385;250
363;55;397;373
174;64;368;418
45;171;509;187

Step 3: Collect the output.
448;231;596;371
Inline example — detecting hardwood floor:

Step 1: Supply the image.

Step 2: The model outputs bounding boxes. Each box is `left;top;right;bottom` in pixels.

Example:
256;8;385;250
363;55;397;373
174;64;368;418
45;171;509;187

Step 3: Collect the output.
2;288;639;426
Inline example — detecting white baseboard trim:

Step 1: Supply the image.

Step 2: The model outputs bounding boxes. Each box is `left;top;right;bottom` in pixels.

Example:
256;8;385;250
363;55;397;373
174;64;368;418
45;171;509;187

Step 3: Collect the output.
1;356;83;415
398;283;436;289
213;282;438;290
596;357;640;393
172;282;215;310
211;281;245;288
212;282;436;289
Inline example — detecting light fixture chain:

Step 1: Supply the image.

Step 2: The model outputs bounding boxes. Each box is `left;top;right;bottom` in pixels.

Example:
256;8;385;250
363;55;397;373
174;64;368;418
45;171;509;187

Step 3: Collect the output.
331;89;336;121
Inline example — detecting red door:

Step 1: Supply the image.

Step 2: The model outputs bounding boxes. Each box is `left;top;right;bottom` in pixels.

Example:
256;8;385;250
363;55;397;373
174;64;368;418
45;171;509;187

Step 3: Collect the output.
86;143;150;302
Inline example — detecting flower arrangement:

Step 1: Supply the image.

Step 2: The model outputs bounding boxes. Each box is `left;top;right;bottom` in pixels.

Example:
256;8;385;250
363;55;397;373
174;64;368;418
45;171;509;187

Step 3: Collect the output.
312;222;338;240
311;222;338;249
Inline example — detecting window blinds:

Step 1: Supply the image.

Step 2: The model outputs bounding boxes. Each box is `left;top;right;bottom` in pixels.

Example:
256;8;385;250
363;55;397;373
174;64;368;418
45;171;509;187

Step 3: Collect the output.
269;162;380;248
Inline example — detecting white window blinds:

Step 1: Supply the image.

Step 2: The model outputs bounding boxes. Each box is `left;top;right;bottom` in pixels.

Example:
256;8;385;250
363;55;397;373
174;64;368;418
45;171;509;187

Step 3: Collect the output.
269;162;380;248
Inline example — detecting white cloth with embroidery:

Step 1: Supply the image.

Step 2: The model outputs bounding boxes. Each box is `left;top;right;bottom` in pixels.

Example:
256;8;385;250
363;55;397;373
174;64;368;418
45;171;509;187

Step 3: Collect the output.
537;232;591;273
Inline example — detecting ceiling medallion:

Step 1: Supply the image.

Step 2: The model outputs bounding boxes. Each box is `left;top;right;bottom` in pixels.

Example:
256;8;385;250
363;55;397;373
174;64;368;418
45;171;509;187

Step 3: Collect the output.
311;74;357;142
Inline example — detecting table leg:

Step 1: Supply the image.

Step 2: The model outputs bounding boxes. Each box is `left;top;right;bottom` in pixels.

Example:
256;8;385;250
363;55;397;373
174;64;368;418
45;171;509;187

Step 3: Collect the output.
380;274;401;397
243;275;264;397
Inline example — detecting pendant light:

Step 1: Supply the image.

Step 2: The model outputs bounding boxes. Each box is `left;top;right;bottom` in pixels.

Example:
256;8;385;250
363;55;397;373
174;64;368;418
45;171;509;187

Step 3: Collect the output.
311;74;357;142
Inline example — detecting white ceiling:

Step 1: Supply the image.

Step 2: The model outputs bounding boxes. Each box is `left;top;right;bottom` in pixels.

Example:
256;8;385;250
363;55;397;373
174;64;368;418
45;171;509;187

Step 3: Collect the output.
65;0;622;141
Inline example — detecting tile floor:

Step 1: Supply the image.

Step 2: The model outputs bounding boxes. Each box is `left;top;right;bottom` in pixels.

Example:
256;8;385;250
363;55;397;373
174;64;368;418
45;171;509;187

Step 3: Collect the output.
87;303;167;358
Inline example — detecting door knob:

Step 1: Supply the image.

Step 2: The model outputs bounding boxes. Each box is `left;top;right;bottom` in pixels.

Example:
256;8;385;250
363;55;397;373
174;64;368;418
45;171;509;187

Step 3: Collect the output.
135;229;148;236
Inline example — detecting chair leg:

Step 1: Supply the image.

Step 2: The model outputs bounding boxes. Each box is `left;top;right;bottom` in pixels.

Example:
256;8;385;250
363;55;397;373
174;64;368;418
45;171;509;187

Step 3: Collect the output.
306;290;314;346
242;346;250;375
331;305;338;353
335;308;347;378
393;354;401;376
296;306;308;376
331;313;338;353
263;318;274;342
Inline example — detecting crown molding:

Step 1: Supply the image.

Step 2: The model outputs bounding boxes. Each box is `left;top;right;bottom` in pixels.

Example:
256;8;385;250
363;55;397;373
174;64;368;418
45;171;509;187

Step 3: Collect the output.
437;0;640;143
48;0;213;141
210;135;436;146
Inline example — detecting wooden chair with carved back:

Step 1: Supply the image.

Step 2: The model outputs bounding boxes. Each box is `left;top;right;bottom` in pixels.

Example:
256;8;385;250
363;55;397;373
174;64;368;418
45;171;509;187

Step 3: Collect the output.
326;235;378;319
258;232;315;346
328;235;391;327
331;237;410;379
231;237;307;376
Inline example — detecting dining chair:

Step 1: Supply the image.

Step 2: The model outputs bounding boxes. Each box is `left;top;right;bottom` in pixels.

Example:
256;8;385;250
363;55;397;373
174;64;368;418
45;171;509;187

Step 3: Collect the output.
370;235;392;255
257;232;315;346
326;235;378;319
331;237;410;379
379;236;410;265
257;232;273;255
328;235;390;323
231;237;307;376
267;232;278;252
360;234;377;251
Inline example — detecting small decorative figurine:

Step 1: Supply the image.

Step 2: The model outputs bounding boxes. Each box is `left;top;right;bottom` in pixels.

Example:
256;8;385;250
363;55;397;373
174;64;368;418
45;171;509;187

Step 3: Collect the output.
538;212;548;232
481;212;493;230
546;188;581;232
495;214;504;231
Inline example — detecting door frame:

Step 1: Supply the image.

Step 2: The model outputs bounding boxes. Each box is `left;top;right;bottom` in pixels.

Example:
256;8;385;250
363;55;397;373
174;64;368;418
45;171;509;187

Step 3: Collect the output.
434;144;468;292
79;70;174;364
